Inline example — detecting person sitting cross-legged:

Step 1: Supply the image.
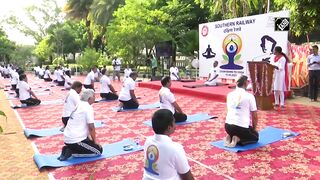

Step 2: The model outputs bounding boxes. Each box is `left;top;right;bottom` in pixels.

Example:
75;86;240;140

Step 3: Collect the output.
224;75;259;147
58;89;103;161
159;76;187;122
100;68;118;100
115;72;139;111
204;61;219;86
143;109;194;180
18;74;41;106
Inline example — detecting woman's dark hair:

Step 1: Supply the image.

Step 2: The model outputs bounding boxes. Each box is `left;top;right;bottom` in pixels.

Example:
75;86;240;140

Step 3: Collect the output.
274;46;282;53
161;76;171;86
152;109;174;134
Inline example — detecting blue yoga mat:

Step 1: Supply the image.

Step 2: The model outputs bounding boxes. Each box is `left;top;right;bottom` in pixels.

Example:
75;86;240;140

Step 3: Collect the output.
112;102;160;112
143;113;217;127
210;126;299;152
95;99;117;103
24;121;104;138
34;139;143;169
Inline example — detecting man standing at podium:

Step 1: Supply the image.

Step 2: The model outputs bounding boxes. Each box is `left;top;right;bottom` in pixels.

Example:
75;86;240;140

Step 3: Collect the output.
270;46;289;109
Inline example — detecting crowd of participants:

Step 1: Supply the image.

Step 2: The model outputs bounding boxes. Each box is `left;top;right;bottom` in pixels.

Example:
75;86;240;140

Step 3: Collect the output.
0;45;319;179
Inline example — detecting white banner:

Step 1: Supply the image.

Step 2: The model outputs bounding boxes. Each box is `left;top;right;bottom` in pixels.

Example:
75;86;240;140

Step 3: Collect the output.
199;11;290;80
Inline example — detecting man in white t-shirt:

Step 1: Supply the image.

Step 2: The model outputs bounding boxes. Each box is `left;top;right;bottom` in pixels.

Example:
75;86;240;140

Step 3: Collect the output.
170;64;180;81
53;66;59;82
43;66;52;82
10;68;19;90
38;66;45;79
159;76;187;122
204;61;219;86
307;45;320;102
56;66;65;86
83;66;98;90
58;89;103;161
123;65;132;82
100;68;118;100
18;74;41;106
64;71;73;90
61;81;82;131
224;75;259;147
112;57;121;81
116;72;139;110
143;109;194;180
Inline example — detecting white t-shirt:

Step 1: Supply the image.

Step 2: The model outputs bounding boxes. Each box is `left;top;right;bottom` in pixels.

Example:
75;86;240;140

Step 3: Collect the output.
44;70;51;79
11;71;19;85
124;68;132;78
208;67;218;81
62;89;80;117
19;81;31;101
64;101;94;144
100;75;111;93
307;54;320;70
39;68;44;76
170;67;179;81
112;59;121;71
159;87;176;114
84;71;95;85
54;70;59;80
56;69;64;82
118;77;135;101
143;134;190;180
225;87;257;128
64;75;72;89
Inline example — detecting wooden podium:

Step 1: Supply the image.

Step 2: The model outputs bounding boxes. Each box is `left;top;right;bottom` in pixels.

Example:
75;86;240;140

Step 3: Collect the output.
248;61;275;110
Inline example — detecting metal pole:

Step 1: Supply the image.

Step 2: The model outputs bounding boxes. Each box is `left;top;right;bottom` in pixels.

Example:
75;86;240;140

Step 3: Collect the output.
267;0;270;13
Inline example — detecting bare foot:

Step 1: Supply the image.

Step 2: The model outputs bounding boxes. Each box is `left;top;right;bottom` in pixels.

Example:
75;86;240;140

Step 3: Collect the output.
228;136;240;148
223;135;232;147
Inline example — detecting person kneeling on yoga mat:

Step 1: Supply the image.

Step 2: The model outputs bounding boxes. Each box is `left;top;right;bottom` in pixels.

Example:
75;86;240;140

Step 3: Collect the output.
18;74;41;106
143;109;194;180
100;68;118;100
224;75;259;147
61;81;82;131
115;72;139;111
159;76;187;122
58;89;103;161
83;66;97;90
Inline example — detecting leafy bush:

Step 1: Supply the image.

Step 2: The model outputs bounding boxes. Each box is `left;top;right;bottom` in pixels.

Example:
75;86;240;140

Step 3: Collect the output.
78;48;101;71
52;57;65;66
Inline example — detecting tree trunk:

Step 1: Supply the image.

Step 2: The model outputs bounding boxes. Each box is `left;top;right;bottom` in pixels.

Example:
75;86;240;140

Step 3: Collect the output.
86;19;93;48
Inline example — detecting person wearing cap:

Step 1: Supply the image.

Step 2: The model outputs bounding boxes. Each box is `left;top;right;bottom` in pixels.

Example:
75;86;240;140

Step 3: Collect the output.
143;109;194;180
224;75;259;147
58;89;102;161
